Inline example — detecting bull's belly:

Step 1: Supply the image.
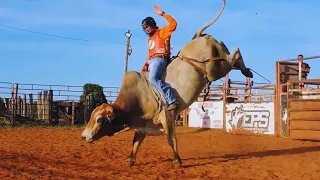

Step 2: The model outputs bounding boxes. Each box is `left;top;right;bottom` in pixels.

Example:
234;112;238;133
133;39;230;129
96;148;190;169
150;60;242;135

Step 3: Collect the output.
135;127;164;136
131;121;165;136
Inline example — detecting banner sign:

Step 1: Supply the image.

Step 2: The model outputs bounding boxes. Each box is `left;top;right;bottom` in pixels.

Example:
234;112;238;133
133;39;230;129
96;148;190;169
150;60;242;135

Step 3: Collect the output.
188;101;224;129
226;102;275;135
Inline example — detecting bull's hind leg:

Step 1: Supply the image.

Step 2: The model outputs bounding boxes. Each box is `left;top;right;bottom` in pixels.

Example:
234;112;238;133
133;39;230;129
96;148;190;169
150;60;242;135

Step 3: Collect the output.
127;130;146;166
161;110;182;168
228;48;253;78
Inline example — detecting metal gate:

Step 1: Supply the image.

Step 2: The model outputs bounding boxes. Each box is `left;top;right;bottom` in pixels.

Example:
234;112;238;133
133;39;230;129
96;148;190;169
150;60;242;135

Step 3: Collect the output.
287;99;320;140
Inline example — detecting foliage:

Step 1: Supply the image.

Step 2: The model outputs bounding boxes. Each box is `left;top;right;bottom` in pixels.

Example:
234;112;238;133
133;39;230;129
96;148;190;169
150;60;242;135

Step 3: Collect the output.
79;83;107;105
0;97;5;114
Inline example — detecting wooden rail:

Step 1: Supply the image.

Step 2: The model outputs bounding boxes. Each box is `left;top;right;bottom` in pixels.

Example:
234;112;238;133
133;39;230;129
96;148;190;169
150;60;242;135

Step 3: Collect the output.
0;82;119;126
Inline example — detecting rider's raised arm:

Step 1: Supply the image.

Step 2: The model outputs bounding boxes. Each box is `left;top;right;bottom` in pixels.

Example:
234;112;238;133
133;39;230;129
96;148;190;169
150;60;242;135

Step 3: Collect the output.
159;13;177;39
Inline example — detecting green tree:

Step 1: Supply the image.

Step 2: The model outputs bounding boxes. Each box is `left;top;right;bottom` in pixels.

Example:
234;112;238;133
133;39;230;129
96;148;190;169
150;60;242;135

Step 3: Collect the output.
80;83;107;105
0;97;5;109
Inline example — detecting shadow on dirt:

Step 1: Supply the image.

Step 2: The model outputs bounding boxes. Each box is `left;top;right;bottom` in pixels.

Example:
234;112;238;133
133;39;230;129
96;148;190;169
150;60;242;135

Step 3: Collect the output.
189;128;212;133
180;146;320;168
176;128;215;134
294;139;320;143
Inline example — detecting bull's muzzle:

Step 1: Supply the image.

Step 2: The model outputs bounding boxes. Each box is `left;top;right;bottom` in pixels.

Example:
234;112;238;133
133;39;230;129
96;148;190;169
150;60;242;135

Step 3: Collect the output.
81;129;94;143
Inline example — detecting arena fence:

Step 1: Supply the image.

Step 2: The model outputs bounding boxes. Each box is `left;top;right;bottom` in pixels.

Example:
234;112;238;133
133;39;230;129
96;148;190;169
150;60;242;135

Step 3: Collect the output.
185;54;320;141
276;55;320;140
2;55;320;141
185;77;275;135
0;83;119;126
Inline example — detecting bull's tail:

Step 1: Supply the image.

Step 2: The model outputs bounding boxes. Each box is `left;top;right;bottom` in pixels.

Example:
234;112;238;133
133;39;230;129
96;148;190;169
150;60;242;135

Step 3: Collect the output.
195;0;226;38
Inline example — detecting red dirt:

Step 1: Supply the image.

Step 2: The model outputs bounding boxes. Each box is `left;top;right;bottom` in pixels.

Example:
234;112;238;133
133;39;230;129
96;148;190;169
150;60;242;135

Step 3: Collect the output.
1;127;320;180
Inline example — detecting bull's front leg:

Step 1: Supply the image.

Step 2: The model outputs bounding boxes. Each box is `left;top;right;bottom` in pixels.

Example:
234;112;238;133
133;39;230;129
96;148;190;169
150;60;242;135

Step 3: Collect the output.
127;130;146;167
161;110;182;168
229;48;253;78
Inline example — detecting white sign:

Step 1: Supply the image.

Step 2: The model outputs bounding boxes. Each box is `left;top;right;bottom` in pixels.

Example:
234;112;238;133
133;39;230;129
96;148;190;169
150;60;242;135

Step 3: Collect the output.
188;101;223;129
226;103;275;134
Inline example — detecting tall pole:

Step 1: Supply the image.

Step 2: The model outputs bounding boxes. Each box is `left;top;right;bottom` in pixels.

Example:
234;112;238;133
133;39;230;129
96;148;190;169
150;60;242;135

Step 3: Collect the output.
298;59;302;89
124;30;132;73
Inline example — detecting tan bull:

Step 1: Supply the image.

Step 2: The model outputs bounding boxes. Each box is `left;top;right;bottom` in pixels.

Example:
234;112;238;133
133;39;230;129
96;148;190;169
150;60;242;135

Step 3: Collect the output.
81;0;253;167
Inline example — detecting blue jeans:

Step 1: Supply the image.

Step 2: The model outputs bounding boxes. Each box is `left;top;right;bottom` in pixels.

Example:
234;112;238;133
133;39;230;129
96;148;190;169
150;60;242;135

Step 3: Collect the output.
148;57;176;104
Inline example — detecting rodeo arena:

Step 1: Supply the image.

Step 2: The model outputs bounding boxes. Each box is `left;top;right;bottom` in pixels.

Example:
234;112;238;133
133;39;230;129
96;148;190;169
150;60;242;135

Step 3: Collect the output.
1;1;320;180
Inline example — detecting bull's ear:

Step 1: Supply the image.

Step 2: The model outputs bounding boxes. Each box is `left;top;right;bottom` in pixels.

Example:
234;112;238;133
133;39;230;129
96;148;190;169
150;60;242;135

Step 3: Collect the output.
96;117;105;124
106;113;115;123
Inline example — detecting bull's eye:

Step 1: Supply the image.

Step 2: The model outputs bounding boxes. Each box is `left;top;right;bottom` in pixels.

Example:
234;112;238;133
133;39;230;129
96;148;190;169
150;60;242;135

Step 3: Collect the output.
97;118;105;124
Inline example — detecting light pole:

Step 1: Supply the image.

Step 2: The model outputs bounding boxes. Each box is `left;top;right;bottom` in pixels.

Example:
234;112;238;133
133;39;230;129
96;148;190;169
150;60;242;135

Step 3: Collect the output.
124;30;132;73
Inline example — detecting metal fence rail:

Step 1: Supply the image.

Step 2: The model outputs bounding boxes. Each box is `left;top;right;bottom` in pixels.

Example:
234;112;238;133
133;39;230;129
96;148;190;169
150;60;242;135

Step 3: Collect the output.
0;82;120;126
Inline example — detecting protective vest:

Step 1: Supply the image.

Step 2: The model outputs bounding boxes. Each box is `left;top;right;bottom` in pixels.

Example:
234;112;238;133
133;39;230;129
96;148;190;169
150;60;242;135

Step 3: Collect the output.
148;29;170;60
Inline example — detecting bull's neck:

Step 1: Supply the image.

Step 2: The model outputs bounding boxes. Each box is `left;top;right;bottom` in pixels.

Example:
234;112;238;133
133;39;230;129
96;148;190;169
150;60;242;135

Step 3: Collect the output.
109;103;130;125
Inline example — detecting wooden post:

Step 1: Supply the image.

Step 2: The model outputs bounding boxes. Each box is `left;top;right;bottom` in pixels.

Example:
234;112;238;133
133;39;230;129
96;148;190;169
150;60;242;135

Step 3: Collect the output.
37;92;42;120
223;74;229;131
43;91;48;122
23;94;27;117
29;94;34;119
78;102;84;125
244;77;252;103
124;30;132;73
11;83;18;126
17;96;21;116
48;90;53;124
182;109;187;127
84;95;89;124
298;59;302;89
71;101;76;125
186;108;190;127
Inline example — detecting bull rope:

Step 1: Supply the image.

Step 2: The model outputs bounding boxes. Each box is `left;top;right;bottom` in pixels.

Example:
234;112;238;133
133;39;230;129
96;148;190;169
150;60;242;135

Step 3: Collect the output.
200;68;271;112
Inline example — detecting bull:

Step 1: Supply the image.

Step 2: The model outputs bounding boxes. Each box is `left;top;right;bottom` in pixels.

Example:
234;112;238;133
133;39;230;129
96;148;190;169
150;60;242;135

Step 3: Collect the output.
81;0;253;167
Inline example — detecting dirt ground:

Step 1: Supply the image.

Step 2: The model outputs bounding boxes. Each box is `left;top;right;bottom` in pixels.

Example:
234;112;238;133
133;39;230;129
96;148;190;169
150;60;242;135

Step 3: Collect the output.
0;127;320;180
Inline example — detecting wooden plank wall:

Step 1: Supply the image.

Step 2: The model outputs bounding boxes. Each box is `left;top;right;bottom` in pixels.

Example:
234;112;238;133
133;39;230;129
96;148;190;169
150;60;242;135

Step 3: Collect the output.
287;99;320;140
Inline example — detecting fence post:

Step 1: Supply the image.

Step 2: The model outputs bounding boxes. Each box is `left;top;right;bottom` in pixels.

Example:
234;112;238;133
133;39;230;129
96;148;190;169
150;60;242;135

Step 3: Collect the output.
244;77;252;103
11;83;18;126
182;109;187;127
48;90;53;124
29;94;34;119
223;75;229;131
37;92;42;121
43;91;48;123
71;101;76;125
23;94;27;117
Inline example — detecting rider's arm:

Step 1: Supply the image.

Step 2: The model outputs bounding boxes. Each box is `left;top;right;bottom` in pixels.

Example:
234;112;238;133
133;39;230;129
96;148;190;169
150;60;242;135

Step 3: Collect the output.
159;13;177;39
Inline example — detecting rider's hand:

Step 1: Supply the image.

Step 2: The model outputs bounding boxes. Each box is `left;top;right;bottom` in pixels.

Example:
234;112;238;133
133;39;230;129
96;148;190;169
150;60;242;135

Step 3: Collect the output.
154;5;164;16
141;64;149;72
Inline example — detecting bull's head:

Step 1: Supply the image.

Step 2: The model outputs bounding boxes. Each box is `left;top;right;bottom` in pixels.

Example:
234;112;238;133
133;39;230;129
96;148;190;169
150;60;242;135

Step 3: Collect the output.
81;103;123;143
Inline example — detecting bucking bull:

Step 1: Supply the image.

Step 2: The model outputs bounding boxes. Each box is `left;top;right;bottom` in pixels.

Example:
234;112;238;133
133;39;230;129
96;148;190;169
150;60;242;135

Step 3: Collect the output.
81;0;253;167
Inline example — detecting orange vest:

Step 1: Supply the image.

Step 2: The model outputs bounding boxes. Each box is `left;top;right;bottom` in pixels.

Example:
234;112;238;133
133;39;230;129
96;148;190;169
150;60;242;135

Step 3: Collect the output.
148;29;170;60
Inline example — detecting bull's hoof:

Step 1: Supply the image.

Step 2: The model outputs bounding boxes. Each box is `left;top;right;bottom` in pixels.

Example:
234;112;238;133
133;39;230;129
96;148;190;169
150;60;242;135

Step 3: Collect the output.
172;159;182;168
126;158;135;167
241;68;253;78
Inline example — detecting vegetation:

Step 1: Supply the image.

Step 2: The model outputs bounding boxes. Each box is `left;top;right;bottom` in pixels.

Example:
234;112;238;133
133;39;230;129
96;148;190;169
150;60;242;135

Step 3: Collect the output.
79;83;107;105
0;97;4;109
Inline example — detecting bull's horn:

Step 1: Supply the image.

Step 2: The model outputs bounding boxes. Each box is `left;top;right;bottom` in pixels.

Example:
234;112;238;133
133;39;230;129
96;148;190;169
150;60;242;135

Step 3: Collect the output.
195;0;226;38
114;127;131;135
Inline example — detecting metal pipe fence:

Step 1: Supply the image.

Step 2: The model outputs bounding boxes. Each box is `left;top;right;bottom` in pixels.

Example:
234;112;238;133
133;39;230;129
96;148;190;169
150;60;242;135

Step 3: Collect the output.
0;82;120;126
